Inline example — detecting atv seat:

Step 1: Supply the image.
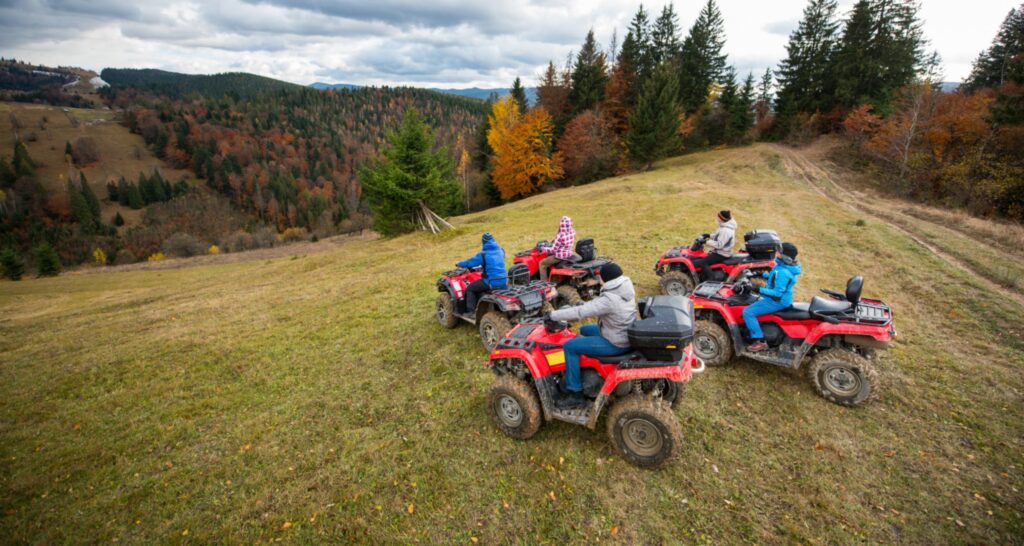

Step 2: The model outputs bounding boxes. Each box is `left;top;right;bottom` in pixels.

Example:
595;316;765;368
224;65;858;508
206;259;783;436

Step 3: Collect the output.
771;302;812;320
559;253;583;265
594;351;644;364
721;254;749;265
809;296;852;315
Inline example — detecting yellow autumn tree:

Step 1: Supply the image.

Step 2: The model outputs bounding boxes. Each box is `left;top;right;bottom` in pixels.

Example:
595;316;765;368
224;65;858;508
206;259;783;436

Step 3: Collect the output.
487;97;563;200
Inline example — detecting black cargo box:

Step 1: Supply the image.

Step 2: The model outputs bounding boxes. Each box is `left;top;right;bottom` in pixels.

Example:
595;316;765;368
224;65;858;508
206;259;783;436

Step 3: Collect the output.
743;229;780;259
628;296;694;362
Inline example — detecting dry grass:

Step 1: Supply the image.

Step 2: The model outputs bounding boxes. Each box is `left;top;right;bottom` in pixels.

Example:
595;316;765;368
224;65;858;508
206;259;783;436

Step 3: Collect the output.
0;145;1021;544
0;101;194;229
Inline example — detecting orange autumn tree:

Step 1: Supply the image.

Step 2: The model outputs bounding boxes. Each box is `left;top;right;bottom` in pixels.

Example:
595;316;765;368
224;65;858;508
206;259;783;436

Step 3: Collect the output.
487;96;563;200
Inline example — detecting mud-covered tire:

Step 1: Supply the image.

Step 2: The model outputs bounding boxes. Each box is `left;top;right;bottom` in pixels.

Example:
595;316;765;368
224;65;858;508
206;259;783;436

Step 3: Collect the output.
606;395;683;469
488;375;543;440
693;320;733;366
660;270;695;296
807;349;879;407
478;311;513;352
436;292;459;329
556;285;582;308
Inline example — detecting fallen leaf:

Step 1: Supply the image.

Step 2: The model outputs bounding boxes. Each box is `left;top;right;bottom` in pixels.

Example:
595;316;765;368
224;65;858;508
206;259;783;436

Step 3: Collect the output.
711;464;719;473
181;529;189;536
610;527;619;535
281;521;292;530
73;423;81;430
559;457;564;465
470;538;478;544
548;491;556;501
407;504;415;514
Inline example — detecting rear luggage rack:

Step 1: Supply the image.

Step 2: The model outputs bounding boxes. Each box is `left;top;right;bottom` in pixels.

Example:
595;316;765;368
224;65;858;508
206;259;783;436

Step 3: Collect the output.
854;300;892;324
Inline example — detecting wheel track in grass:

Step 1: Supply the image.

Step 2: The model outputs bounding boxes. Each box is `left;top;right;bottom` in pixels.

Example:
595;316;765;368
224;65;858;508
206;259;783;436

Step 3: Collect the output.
772;143;1024;310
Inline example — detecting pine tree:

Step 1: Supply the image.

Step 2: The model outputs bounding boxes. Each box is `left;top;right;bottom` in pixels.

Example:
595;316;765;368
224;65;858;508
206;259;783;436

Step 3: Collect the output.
64;141;73;158
651;3;681;66
80;173;101;220
150;170;168;202
113;211;125;226
679;0;728;113
627;63;681;169
358;109;463;235
963;5;1024;92
627;5;655;83
127;182;144;209
0;157;15;187
728;73;756;143
1;248;24;281
13;141;33;178
774;0;840;117
117;177;130;206
510;77;528;113
34;243;61;277
569;30;609;114
106;180;118;201
67;180;95;231
756;68;774;122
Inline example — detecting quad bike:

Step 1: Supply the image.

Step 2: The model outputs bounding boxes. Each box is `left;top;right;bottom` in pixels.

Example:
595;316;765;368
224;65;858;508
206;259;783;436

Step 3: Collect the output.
513;237;611;307
436;263;557;351
654;230;781;296
485;296;705;468
689;271;896;406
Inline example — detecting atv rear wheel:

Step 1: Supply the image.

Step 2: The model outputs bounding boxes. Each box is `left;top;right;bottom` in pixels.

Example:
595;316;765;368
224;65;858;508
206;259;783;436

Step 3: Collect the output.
488;375;542;439
808;349;879;407
606;395;683;468
436;292;459;329
478;311;513;352
556;285;582;308
659;270;695;296
693;320;733;366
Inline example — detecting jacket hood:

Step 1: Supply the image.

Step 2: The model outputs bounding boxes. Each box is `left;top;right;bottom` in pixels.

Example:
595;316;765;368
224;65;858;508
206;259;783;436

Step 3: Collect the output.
775;257;802;276
719;218;737;230
559;216;573;234
601;275;635;302
482;233;499;251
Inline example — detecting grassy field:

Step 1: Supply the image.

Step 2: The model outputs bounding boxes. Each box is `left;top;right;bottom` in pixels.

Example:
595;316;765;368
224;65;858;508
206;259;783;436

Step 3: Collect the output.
1;101;194;229
1;144;1022;544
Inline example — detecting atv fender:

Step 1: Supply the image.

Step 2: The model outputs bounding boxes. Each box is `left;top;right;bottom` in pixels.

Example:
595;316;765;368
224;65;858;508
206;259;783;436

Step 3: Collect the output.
437;278;457;299
804;323;893;347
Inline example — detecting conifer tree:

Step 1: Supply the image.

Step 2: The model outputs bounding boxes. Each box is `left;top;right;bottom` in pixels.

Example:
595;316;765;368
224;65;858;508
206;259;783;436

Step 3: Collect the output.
756;68;774;122
67;180;95;230
34;243;61;277
728;73;756;143
0;157;15;187
679;0;728;113
510;77;528;113
1;248;24;281
569;30;609;114
13;141;33;178
106;180;118;201
113;211;125;227
117;177;130;206
963;4;1024;92
774;0;840;117
651;3;681;66
627;5;655;83
358;109;463;235
627;63;681;169
127;182;144;209
79;173;101;220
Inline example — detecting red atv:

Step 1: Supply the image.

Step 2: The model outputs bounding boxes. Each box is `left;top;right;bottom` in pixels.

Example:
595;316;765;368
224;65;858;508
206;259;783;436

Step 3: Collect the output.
513;237;611;306
689;272;896;406
485;296;705;468
436;264;557;351
654;230;780;296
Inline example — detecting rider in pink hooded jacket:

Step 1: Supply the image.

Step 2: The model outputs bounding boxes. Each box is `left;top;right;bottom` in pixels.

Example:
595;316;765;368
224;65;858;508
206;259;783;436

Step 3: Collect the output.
539;216;575;281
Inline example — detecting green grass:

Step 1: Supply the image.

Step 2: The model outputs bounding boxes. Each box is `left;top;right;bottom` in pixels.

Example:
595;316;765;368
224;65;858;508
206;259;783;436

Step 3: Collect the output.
1;145;1022;544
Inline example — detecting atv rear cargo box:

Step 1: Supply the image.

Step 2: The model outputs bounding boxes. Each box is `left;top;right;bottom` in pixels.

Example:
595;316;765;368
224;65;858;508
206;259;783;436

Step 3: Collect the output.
628;296;694;362
743;230;780;259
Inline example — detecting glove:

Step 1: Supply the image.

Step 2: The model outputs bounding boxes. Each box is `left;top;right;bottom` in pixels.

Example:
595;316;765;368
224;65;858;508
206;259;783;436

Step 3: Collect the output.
702;233;710;239
543;312;552;321
751;285;761;294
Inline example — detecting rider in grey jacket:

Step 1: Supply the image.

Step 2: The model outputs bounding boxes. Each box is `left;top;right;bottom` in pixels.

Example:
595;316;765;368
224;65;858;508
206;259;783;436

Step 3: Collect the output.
696;210;737;282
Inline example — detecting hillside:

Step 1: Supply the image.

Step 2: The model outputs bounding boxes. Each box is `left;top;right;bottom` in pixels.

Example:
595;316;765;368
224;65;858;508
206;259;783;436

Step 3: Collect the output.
1;145;1022;543
311;81;539;103
101;68;303;98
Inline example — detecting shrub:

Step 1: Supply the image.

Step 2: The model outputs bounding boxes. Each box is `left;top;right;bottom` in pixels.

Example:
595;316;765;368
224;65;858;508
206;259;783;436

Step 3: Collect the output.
113;251;137;265
147;252;165;262
278;227;307;243
113;211;124;226
208;245;220;255
92;247;107;266
224;230;255;252
35;243;61;277
71;136;101;166
162;232;206;257
1;248;25;280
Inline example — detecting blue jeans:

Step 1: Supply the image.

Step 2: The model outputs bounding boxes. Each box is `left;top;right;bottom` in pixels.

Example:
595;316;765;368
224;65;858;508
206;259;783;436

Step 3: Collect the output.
742;298;791;340
562;324;630;393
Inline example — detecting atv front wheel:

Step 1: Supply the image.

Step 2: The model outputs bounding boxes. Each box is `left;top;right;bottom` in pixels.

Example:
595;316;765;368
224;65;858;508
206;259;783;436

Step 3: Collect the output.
693;320;733;366
478;312;513;352
436;292;459;329
488;375;542;439
606;395;683;468
556;285;582;308
659;270;695;296
808;349;879;407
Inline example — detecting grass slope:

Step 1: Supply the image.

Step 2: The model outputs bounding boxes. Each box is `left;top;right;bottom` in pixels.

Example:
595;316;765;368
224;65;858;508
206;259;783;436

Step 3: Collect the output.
1;102;194;228
1;145;1022;544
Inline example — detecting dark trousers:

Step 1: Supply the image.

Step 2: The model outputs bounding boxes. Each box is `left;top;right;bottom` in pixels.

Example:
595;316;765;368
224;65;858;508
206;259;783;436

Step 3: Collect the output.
464;279;490;314
694;252;728;282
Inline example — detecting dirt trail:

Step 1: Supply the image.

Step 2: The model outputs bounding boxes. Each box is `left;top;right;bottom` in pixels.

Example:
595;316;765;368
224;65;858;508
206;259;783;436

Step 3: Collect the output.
772;143;1024;309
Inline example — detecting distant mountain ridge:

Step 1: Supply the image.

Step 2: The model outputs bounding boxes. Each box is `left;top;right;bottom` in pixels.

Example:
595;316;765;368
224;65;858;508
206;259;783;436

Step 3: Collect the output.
102;68;302;98
310;81;538;103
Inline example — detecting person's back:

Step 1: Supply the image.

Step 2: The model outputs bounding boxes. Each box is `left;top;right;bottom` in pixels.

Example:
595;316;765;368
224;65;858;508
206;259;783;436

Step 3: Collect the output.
456;232;507;314
743;243;801;351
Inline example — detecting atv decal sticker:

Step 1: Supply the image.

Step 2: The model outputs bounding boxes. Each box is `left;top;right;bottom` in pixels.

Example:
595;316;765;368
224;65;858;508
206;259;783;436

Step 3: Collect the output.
545;351;565;366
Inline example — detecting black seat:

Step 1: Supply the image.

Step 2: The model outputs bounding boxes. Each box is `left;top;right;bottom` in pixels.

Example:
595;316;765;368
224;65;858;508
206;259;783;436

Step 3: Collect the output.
808;296;852;315
771;302;812;320
721;255;747;265
594;351;643;364
559;253;583;265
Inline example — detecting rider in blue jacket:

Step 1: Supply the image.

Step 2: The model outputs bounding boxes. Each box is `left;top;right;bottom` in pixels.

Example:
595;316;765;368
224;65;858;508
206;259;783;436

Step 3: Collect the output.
743;242;802;352
456;232;508;314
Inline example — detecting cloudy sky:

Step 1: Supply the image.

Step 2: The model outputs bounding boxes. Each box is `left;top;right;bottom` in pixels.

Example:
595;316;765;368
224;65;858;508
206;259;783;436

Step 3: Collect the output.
0;0;1015;88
